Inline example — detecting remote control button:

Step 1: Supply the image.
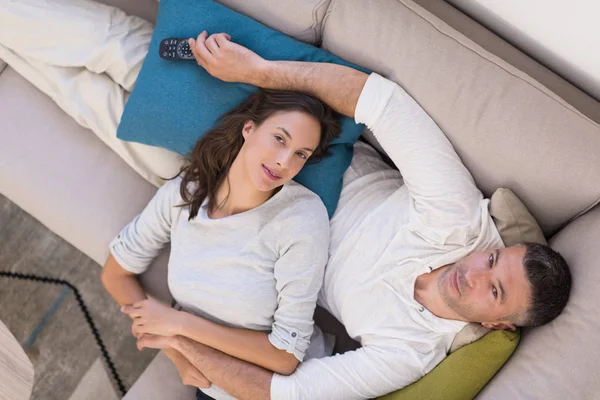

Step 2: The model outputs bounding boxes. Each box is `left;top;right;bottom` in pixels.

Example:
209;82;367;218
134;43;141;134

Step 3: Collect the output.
162;52;167;57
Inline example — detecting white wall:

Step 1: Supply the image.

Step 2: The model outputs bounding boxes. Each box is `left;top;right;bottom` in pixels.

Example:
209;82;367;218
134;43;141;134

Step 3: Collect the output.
445;0;600;100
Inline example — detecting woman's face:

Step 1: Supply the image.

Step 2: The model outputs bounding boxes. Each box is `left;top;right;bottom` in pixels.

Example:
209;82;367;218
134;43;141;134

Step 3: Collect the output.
241;110;322;192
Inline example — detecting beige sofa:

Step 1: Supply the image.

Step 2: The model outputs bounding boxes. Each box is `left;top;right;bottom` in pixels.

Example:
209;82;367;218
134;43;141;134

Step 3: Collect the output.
1;0;600;399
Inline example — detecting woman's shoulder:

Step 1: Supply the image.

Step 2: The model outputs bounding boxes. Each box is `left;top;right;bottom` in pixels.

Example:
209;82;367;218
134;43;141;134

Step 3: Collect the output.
281;182;328;215
271;182;329;234
157;175;184;195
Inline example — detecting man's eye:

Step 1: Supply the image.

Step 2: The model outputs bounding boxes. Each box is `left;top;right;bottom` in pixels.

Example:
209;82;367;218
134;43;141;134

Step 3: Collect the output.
274;135;285;143
297;152;307;160
492;286;498;299
489;253;494;268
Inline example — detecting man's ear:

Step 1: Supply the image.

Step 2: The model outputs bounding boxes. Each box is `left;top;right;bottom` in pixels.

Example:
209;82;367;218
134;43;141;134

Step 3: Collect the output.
481;321;517;331
242;120;255;139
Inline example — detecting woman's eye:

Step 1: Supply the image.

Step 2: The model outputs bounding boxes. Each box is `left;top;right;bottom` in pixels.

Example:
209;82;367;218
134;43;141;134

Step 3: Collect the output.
489;253;494;268
492;286;498;299
297;152;307;160
274;135;285;144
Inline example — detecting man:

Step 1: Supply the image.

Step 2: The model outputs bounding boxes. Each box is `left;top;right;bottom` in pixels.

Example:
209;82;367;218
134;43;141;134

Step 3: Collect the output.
136;32;572;400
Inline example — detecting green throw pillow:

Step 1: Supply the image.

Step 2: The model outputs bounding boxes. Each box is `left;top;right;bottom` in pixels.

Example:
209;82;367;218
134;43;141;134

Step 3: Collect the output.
379;330;520;400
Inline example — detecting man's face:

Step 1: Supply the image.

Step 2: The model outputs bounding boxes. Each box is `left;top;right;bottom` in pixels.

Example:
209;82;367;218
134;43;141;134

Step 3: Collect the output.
437;245;531;329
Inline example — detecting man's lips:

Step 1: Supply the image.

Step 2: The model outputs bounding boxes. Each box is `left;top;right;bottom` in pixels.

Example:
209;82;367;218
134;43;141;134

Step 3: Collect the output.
262;165;282;181
453;269;461;296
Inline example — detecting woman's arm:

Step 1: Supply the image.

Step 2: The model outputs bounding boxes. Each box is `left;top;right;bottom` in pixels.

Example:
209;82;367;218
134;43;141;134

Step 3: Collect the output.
101;254;147;306
178;315;299;376
103;179;180;307
125;300;298;375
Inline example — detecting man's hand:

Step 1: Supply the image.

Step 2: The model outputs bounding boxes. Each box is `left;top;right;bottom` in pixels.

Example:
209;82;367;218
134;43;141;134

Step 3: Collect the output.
164;348;212;389
189;31;267;85
137;334;211;389
189;31;367;118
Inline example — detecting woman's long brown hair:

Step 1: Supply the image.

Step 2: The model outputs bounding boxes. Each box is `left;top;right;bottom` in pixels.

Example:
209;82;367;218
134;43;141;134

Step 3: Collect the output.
178;89;341;220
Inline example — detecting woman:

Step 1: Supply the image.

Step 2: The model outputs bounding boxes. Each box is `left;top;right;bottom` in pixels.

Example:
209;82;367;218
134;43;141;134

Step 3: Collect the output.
101;88;340;399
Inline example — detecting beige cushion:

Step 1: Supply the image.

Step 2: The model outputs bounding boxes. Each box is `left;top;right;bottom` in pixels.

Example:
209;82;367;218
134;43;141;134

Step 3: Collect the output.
154;0;330;43
450;187;545;353
489;188;547;246
321;0;600;237
216;0;331;44
479;204;600;399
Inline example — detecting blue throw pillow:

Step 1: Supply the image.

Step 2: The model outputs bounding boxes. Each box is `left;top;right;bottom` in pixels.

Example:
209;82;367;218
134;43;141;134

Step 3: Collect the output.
117;0;369;217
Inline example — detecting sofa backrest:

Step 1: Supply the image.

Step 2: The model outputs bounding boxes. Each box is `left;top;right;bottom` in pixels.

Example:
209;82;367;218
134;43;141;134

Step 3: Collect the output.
319;0;600;237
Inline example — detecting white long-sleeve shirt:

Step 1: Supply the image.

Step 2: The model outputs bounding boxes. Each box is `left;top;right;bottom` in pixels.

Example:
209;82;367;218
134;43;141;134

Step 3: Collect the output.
270;73;504;400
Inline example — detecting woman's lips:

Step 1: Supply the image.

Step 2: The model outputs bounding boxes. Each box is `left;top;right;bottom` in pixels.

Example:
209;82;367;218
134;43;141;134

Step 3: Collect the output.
262;165;282;181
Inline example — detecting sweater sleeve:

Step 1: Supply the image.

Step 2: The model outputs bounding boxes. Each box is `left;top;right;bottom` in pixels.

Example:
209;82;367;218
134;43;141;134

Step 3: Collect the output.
267;195;330;362
109;178;181;274
355;73;483;244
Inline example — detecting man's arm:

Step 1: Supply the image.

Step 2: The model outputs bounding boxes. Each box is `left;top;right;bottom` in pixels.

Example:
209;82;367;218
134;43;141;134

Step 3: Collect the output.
190;33;483;235
189;32;368;118
139;334;425;400
139;334;273;400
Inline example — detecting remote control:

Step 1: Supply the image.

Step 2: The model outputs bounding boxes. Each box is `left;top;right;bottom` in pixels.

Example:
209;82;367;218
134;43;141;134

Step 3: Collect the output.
159;38;195;60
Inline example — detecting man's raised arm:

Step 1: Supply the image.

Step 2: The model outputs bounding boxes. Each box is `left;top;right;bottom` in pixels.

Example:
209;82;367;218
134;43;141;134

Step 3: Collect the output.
190;32;484;234
189;31;368;118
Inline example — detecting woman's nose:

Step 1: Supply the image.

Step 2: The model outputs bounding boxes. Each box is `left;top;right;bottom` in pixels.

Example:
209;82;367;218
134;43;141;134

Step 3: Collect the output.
277;150;293;169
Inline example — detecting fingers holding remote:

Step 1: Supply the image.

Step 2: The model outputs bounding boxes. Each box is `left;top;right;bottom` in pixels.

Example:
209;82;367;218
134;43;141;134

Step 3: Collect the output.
189;31;266;85
189;31;212;66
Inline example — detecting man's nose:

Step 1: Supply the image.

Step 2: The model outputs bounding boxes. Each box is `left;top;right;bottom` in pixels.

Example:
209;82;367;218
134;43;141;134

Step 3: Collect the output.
464;268;490;288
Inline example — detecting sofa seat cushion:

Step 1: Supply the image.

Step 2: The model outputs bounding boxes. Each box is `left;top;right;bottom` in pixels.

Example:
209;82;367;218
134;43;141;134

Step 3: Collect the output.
321;0;600;236
478;204;600;399
123;351;196;400
0;67;171;302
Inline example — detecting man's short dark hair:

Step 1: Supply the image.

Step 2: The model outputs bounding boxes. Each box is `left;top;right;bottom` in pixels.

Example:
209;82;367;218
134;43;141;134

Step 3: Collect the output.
520;242;572;327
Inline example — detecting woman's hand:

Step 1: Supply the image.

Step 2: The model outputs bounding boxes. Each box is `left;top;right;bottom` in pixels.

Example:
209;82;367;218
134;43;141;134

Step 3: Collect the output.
189;31;268;85
121;298;184;338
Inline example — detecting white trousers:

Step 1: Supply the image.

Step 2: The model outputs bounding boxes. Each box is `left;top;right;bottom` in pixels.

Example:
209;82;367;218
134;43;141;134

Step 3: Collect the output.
0;0;183;185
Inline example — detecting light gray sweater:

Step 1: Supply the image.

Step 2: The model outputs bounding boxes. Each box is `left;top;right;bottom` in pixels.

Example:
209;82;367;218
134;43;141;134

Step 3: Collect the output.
110;178;330;364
